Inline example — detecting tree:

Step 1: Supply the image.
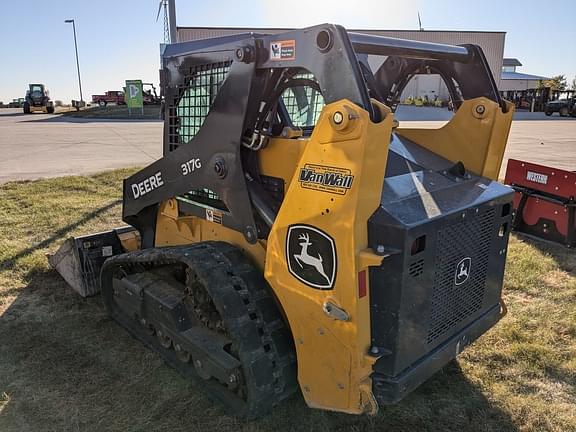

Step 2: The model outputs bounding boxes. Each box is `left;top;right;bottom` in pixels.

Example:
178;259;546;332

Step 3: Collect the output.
538;74;568;91
571;76;576;91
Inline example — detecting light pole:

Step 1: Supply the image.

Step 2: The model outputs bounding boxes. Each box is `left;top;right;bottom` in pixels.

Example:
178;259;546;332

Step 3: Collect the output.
64;19;83;103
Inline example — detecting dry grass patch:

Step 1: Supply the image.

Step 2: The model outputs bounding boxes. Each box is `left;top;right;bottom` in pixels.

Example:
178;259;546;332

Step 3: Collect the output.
0;171;575;431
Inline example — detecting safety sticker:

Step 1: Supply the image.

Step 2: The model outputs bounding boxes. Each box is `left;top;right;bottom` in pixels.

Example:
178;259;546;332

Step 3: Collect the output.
299;164;354;195
270;40;296;61
206;208;223;224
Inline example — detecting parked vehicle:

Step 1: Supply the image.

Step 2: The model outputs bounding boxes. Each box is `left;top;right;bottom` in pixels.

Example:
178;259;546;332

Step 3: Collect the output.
91;91;126;107
8;98;25;108
24;84;54;114
545;96;576;117
142;83;161;105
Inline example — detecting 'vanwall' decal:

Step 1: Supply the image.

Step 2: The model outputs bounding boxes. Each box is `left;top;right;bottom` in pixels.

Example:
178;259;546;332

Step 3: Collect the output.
298;164;354;195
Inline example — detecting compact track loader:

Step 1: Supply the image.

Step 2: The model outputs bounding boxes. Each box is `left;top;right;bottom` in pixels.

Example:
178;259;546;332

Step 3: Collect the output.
23;84;54;114
50;24;515;418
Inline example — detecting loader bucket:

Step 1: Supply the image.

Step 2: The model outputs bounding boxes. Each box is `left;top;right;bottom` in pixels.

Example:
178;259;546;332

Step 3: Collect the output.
48;227;140;297
504;159;576;247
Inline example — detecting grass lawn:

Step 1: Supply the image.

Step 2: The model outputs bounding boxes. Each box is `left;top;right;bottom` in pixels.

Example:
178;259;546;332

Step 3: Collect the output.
0;170;574;432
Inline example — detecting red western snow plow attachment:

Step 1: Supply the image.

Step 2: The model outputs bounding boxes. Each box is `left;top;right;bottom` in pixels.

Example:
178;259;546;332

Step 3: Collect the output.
504;159;575;247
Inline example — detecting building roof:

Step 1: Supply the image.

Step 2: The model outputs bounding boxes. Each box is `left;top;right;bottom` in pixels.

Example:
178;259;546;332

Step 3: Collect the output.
177;26;506;34
176;26;506;87
503;58;522;67
501;71;548;81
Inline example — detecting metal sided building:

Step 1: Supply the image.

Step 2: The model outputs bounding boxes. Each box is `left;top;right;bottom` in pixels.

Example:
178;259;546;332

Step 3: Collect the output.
177;26;506;101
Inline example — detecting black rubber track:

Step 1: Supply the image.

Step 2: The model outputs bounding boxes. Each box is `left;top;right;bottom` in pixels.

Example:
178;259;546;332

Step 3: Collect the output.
101;241;298;419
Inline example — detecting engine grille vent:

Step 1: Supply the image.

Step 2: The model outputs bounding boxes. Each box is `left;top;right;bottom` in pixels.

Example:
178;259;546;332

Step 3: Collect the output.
427;208;495;344
409;259;424;278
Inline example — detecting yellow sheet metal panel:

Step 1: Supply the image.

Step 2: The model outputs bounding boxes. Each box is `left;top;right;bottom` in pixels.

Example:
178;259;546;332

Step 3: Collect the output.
485;100;515;179
264;100;393;413
258;137;307;185
396;97;514;180
155;199;267;265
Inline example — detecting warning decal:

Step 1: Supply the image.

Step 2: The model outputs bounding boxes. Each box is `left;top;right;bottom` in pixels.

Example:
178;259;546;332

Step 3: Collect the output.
270;40;296;61
206;208;223;224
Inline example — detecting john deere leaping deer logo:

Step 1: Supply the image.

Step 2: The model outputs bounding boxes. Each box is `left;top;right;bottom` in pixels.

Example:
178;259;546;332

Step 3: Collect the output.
455;257;472;285
294;233;331;285
286;225;336;289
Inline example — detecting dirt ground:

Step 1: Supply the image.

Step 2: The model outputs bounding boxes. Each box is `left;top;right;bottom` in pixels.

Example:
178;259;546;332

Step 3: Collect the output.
0;170;575;432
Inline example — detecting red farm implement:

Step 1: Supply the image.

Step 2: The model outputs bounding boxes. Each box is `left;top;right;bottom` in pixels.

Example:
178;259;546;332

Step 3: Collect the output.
504;159;575;247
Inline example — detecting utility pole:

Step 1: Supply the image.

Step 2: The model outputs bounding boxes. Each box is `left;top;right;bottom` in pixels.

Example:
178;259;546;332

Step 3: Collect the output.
64;19;83;102
168;0;177;43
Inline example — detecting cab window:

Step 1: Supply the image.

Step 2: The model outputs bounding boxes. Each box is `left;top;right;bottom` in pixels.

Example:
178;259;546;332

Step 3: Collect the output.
279;73;324;129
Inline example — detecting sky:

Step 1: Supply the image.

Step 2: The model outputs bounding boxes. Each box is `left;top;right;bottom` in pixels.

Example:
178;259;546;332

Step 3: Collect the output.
0;0;574;103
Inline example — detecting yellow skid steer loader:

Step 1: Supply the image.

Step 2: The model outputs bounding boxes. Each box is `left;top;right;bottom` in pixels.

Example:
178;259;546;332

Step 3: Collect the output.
49;24;514;418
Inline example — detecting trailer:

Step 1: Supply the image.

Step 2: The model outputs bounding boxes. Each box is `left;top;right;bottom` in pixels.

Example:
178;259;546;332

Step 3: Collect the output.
505;159;575;247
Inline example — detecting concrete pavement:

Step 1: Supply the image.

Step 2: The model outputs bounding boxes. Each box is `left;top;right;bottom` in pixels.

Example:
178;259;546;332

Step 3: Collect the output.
0;107;574;184
0;109;162;183
501;121;576;177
